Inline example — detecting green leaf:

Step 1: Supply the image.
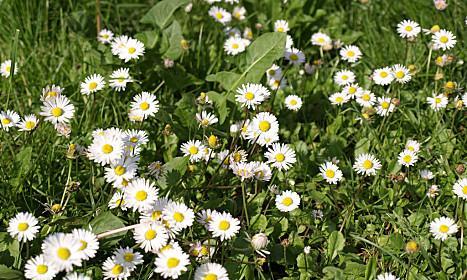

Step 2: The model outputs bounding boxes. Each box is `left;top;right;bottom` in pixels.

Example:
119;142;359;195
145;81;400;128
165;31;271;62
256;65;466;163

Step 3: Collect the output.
89;212;125;246
365;257;377;280
140;0;189;29
164;20;183;60
206;71;244;92
326;231;345;262
206;91;229;124
250;214;268;232
0;265;24;280
135;30;159;49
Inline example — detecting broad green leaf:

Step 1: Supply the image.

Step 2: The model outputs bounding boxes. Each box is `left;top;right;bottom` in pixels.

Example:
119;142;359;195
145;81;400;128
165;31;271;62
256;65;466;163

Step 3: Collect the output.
250;214;268;232
206;71;244;92
326;231;345;262
135;30;159;49
164;20;183;60
89;212;126;246
0;265;24;280
140;0;189;28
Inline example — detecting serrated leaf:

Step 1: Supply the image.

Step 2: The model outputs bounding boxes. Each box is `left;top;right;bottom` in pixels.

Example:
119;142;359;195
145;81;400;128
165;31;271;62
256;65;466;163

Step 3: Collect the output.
140;0;189;29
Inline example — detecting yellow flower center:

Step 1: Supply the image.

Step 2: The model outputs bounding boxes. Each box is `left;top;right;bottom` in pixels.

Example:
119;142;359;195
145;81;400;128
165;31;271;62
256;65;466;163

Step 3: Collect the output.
403;155;412;163
362;94;370;101
89;82;98;90
275;153;285;162
114;165;126;176
145;229;156;240
215;12;223;19
290;99;298;106
395;71;405;79
36;264;48;274
51;107;63;117
17;223;29;231
219;220;230;230
79;240;88;251
439;36;448;43
341;75;348;80
123;252;134;262
48;91;57;97
135;190;148;201
435;98;442;104
208;135;217;147
201;119;210;126
25;121;36;130
317;38;325;43
362;159;373;169
325;169;335;178
130;136;139;143
277;27;284;32
258;121;270;132
232;43;239;49
102;144;114;154
189;146;199;155
139;102;150;110
245;92;255;100
57;247;71;260
282;197;293;206
289;54;298;61
268;69;276;76
445;81;455;89
439;225;449;233
348;87;356;94
381;101;390;109
128;47;136;54
346;51;355;57
462;186;467;195
379;71;388;78
200;246;209;255
173;212;184;222
6;65;11;72
151;210;162;220
204;274;218;280
2;118;11;125
405;26;413;31
167;257;180;268
335;96;344;103
407;146;414;151
431;25;440;33
112;264;124;275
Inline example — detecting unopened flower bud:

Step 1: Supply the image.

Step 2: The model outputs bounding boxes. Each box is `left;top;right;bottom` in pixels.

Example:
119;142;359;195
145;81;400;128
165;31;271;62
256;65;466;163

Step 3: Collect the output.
251;233;269;250
208;135;218;148
455;164;465;175
180;39;190;50
405;240;419;253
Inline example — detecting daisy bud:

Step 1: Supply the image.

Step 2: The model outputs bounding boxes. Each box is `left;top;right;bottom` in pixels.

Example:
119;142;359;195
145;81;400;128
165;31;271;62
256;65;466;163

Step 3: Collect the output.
444;81;456;91
405;240;419;254
359;0;369;4
455;164;465;175
433;0;447;10
408;64;417;73
162;124;172;136
51;204;62;213
251;233;269;250
66;143;77;159
164;58;174;69
430;25;441;33
188;164;197;173
304;246;311;254
180;39;190;50
434;72;444;81
255;23;263;30
208;135;218;148
322;43;333;51
456;99;464;110
304;63;315;75
184;3;193;13
256;258;266;266
391;98;401;106
280;238;290;247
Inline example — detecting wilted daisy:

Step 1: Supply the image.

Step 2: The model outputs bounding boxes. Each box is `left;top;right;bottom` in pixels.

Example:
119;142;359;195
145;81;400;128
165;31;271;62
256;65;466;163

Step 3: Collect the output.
376;273;400;280
397;20;421;39
209;6;231;25
42;233;83;272
430;217;458;241
109;68;132;92
356;90;376;107
311;32;332;47
432;29;457;50
154;248;190;279
376;97;396;116
98;29;114;44
253;162;272;181
391;64;411;84
285;48;305;66
0;110;20;131
353;153;382;176
194;263;229;280
18;114;39;131
232;6;246;20
329;92;350;106
162;202;195;232
130;91;159;120
196;110;218;127
80;74;105;95
405;140;420;153
208;211;240;241
275;190;300;212
40;95;75;124
373;67;394;85
88;134;124;166
0;59;18;78
7;212;39;242
113;247;144;270
427;184;439;198
274;20;289;33
265;143;296;171
398;150;418;167
339;45;362;63
334;70;355;86
71;228;99;260
427;94;448;111
284;95;302;111
224;36;247;55
125;178;159;212
24;254;58;280
319;162;343;184
231;161;256;181
41;84;63;101
420;169;434;180
181;140;206;162
134;222;169;253
118;38;145;62
452;178;467;200
235;83;269;109
102;257;131;280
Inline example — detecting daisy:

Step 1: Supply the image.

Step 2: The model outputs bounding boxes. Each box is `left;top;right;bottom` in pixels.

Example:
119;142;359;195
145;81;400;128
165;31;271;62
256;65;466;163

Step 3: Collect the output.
339;45;362;63
253;162;272;181
266;64;282;80
0;110;20;131
196;209;217;229
232;6;246;20
452;178;467;200
268;76;287;90
123;129;148;147
284;95;302;111
356;90;376;107
397;20;421;39
285;48;305;66
109;68;132;92
391;64;411;84
285;34;294;50
224;36;247;55
104;157;138;186
334;70;355;86
18;114;39;131
119;38;145;62
398;150;418;167
125;178;159;212
265;143;296;171
63;272;92;280
42;233;82;272
342;84;362;99
353;153;382;176
427;94;448;111
40;95;75;125
235;83;269;109
373;67;394;85
247;112;279;140
111;35;129;56
274;20;289;33
430;217;458;241
196;110;218;127
208;211;240;241
7;212;40;242
244;27;253;40
376;97;396;116
113;247;144;270
180;140;206;162
154;248;190;279
209;6;231;25
420;169;434;180
162;202;195;233
134;222;169;253
319;162;343;184
98;29;114;44
87;134;124;166
377;273;400;280
140;197;170;224
24;255;58;280
0;59;18;78
71;228;99;260
80;74;105;95
41;84;63;101
275;190;300;212
102;257;131;280
432;29;456;50
405;140;420;153
130;91;159;120
108;191;128;211
329;92;350;106
311;32;332;47
231;162;256;181
194;263;229;280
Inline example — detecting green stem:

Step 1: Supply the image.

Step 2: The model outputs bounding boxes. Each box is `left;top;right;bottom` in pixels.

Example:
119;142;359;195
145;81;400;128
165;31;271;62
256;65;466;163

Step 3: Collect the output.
241;181;250;227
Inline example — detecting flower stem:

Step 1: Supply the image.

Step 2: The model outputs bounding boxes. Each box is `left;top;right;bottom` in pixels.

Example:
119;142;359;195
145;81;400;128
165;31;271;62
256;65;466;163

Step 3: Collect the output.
241;181;250;227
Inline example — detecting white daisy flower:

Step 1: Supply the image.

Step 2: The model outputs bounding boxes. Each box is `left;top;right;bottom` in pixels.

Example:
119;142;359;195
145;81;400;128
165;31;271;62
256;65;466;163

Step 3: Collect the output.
63;272;92;280
194;263;229;280
7;212;39;242
102;256;131;280
284;95;303;111
356;90;376;108
42;233;83;272
109;68;132;92
104;157;138;186
429;216;458;241
87;134;124;166
420;169;434;180
0;110;20;131
140;198;171;224
224;36;247;55
376;97;396;116
339;45;362;63
209;6;231;25
113;247;144;271
353;153;382;176
268;76;287;90
154;248;190;279
274;19;289;33
432;29;456;50
397;19;421;39
275;190;300;212
266;64;282;80
329;92;350;106
134;222;169;253
427;185;440;198
311;32;332;47
377;273;400;280
319;162;343;184
98;29;114;44
342;84;362;99
196;110;218;127
231;162;256;181
108;191;128;211
405;140;420;153
111;35;129;56
373;67;394;85
235;83;269;110
333;70;355;86
40;95;75;125
196;209;218;229
118;38;145;62
452;178;467;200
181;140;206;162
232;6;246;20
427;94;448;111
71;228;99;260
285;48;305;66
397;150;418;167
18;114;39;131
41;84;64;101
253;162;272;181
0;59;18;78
130;91;159;120
80;74;105;95
123;129;148;147
264;143;296;171
246;112;279;142
24;254;58;280
391;64;411;84
162;201;195;233
208;211;240;241
125;178;159;212
285;34;294;50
